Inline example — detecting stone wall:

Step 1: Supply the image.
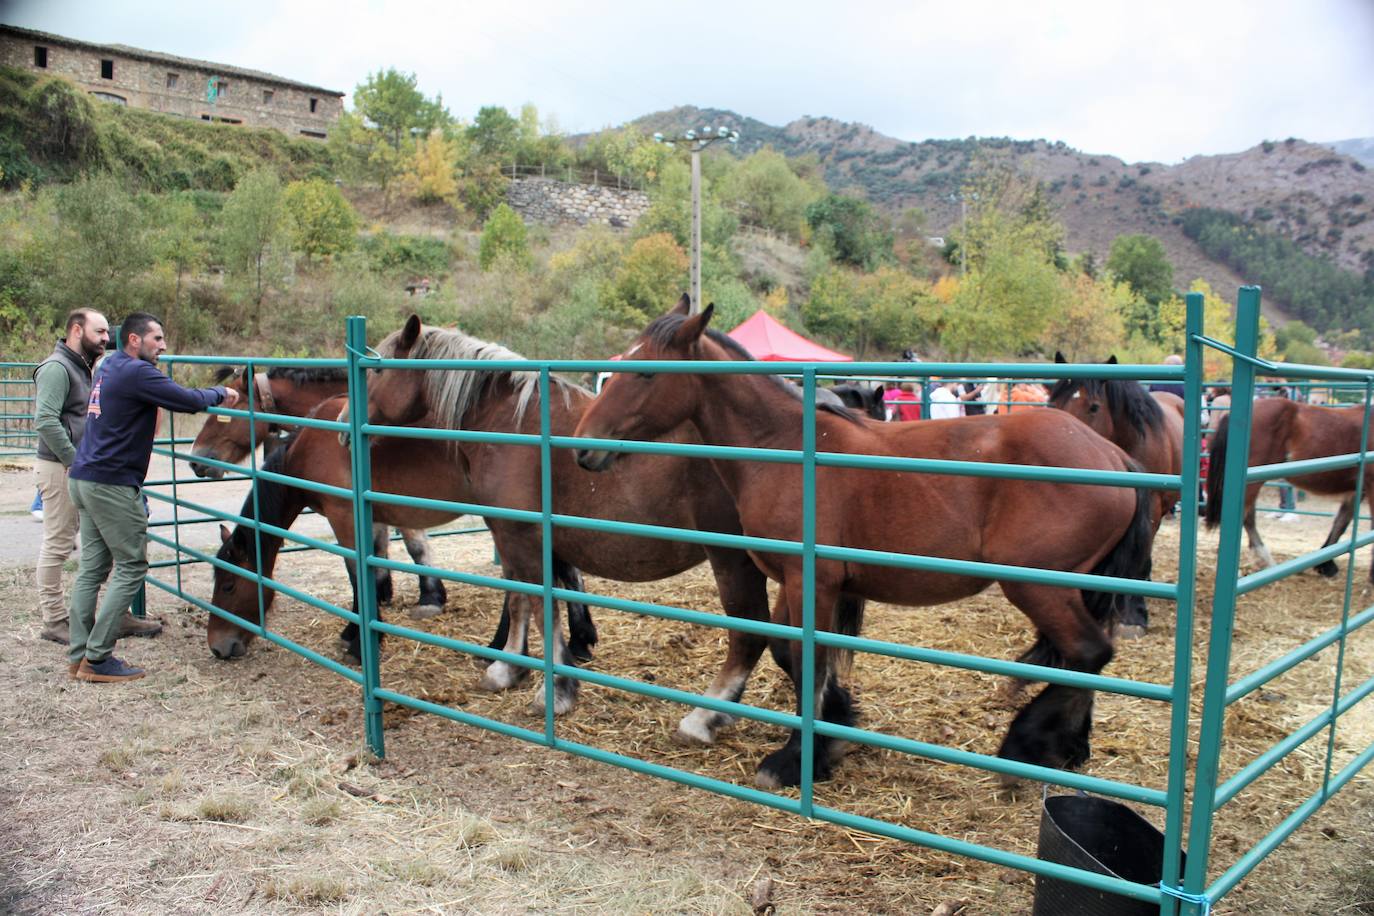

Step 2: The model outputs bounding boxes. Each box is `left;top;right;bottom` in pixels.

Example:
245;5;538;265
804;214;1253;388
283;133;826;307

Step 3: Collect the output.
506;177;650;228
0;25;343;139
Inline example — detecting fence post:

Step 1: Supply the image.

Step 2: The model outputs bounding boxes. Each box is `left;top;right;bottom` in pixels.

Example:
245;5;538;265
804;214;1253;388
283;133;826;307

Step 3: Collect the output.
1160;290;1206;915
800;367;817;818
1180;285;1263;914
539;368;556;745
346;315;385;758
921;376;931;420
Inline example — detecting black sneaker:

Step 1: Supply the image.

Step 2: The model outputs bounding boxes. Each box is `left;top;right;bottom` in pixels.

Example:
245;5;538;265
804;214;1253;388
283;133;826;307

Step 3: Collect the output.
76;656;146;683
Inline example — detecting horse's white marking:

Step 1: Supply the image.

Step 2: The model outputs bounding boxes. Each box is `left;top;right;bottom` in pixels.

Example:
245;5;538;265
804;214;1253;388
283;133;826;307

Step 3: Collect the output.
480;660;522;691
625;343;643;357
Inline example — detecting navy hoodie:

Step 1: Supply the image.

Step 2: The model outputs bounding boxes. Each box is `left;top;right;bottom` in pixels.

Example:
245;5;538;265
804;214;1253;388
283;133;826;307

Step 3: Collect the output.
70;350;226;488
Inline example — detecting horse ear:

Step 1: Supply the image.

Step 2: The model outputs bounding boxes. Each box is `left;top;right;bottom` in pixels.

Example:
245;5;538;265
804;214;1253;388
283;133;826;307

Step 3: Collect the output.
670;302;714;348
1106;354;1119;364
1054;351;1067;364
671;293;691;316
219;524;232;544
398;314;422;355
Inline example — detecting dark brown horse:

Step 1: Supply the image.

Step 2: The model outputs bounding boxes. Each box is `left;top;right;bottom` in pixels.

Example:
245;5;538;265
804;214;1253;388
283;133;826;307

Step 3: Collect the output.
573;300;1154;788
1048;354;1186;634
1205;397;1374;579
189;365;447;615
208;396;593;661
357;314;827;743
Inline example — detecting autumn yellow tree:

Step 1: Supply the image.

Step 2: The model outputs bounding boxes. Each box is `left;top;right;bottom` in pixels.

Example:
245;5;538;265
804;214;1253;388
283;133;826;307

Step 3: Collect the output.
401;130;459;204
1040;273;1130;361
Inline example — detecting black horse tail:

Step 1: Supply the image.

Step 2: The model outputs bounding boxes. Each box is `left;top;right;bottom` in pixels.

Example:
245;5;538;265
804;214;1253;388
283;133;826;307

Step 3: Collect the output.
1203;414;1230;529
486;557;598;662
831;593;867;676
1018;476;1155;673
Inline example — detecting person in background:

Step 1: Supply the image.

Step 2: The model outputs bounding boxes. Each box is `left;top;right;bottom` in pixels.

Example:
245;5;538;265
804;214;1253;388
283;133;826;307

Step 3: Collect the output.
65;312;239;683
890;382;923;421
31;489;43;521
929;379;964;419
1149;354;1187;399
958;379;988;416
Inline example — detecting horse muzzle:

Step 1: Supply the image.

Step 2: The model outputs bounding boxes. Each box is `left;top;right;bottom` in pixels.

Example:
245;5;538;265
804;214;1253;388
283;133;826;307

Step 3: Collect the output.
189;456;224;479
575;448;616;472
209;634;248;659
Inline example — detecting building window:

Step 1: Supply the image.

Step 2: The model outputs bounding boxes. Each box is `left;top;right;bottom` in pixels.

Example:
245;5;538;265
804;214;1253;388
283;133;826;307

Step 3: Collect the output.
167;72;179;89
300;129;327;139
91;92;127;106
34;46;48;68
217;80;229;97
309;97;318;113
263;89;274;104
100;59;114;80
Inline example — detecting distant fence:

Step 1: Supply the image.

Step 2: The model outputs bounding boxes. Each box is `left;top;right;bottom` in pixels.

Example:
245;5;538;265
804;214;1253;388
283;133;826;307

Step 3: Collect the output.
504;163;647;192
0;362;37;459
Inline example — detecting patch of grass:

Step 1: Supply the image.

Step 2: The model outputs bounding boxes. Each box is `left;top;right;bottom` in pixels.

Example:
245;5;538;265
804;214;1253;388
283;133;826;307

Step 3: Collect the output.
160;770;185;795
260;874;349;905
191;794;255;823
300;796;342;826
98;744;139;769
453;813;496;848
488;843;533;872
1333;861;1374;914
378;857;445;886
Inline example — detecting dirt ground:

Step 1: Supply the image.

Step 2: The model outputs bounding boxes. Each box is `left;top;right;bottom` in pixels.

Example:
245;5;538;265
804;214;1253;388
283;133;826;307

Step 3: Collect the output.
1;457;1372;915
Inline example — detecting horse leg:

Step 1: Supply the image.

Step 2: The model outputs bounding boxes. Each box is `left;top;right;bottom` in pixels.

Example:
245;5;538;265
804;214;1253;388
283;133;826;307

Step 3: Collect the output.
1115;554;1152;640
478;525;543;692
676;548;770;745
756;573;855;789
1315;495;1354;578
399;528;448;619
334;512;385;663
528;595;579;717
1243;486;1277;567
555;557;598;662
996;582;1114;778
372;523;394;605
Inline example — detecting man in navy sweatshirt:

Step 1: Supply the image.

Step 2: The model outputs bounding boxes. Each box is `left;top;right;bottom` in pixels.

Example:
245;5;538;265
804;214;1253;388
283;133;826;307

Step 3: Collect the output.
67;312;241;683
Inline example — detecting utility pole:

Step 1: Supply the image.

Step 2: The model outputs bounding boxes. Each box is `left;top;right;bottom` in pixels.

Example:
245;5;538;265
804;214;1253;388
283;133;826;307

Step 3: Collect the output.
655;126;740;314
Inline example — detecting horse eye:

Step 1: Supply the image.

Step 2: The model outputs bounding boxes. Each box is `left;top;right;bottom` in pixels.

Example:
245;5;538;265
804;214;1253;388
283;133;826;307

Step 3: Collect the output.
637;373;654;381
1089;403;1100;413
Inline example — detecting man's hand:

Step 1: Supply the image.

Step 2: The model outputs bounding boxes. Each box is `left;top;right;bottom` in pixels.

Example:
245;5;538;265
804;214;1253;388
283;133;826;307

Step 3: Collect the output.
221;388;242;409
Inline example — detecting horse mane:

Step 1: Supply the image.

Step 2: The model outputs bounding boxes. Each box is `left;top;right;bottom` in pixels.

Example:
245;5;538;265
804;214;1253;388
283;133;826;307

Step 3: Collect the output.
1048;376;1164;437
217;429;301;560
642;314;861;424
210;365;348;385
381;325;587;430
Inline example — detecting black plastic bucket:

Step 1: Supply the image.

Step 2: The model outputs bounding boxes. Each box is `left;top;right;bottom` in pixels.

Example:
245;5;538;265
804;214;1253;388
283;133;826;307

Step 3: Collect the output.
1033;794;1184;916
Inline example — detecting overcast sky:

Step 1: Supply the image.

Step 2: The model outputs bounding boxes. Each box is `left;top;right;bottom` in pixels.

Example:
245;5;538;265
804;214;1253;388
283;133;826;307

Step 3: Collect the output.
4;0;1372;164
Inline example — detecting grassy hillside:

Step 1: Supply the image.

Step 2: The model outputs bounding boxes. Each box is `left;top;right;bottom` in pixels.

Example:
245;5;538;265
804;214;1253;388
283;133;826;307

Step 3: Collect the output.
0;65;331;191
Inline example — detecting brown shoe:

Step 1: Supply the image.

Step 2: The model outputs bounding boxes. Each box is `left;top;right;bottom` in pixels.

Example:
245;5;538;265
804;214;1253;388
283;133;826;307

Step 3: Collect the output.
40;622;70;645
76;656;146;683
114;613;163;639
68;661;80;679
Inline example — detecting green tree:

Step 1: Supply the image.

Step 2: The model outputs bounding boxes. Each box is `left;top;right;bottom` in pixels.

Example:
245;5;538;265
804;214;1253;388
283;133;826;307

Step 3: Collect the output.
328;110;406;212
802;265;935;357
150;193;209;346
720;147;824;239
1040;272;1130;361
804;194;893;269
220;169;290;331
281;178;359;258
467;106;522;162
634;158;738;251
352;68;449;150
1107;233;1175;305
605;233;689;324
478;203;531;271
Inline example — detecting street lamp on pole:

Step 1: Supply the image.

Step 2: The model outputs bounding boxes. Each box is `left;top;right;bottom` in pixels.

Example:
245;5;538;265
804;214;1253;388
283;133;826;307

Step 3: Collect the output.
654;126;740;314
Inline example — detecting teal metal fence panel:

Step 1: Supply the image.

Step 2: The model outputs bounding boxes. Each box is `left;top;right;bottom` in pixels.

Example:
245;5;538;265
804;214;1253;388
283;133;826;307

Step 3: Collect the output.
138;287;1372;914
0;361;37;458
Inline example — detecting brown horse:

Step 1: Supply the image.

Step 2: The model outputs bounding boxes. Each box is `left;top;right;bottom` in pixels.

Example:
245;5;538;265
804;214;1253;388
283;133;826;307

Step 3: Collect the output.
572;300;1154;788
1205;397;1374;579
357;314;829;744
1048;354;1186;634
189;365;447;615
207;396;594;661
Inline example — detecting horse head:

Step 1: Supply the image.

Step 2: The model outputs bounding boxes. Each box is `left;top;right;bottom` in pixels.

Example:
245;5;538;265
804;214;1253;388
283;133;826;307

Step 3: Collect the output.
367;313;431;430
574;294;717;471
207;522;273;659
189;366;263;478
1047;352;1118;440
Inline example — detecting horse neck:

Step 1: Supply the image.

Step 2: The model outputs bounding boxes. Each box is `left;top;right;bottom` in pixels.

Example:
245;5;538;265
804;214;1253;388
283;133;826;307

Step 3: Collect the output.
1109;403;1144;454
239;475;308;576
273;378;346;417
690;366;812;450
463;374;588;435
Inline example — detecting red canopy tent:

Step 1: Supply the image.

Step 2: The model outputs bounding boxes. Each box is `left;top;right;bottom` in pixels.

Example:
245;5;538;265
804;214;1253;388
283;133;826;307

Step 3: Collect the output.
726;310;852;362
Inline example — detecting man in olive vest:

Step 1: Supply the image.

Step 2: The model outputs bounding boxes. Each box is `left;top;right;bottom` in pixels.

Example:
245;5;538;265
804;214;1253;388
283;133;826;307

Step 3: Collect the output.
33;309;162;644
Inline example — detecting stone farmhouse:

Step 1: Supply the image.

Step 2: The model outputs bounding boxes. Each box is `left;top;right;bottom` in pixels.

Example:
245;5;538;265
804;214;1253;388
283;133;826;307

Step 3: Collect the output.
0;24;343;139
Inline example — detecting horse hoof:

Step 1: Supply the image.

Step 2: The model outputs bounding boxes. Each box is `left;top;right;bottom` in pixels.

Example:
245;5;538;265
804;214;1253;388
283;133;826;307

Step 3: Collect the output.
1116;623;1147;640
530;692;576;717
408;604;444;620
754;769;784;790
673;722;717;747
1315;562;1340;579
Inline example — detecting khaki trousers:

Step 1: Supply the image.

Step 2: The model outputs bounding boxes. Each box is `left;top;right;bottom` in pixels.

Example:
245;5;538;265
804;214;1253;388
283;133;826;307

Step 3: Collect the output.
35;458;79;626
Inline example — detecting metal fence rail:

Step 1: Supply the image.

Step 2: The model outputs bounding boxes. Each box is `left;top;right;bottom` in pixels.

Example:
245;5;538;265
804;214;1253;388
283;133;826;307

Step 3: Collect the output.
136;287;1372;915
0;362;37;459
